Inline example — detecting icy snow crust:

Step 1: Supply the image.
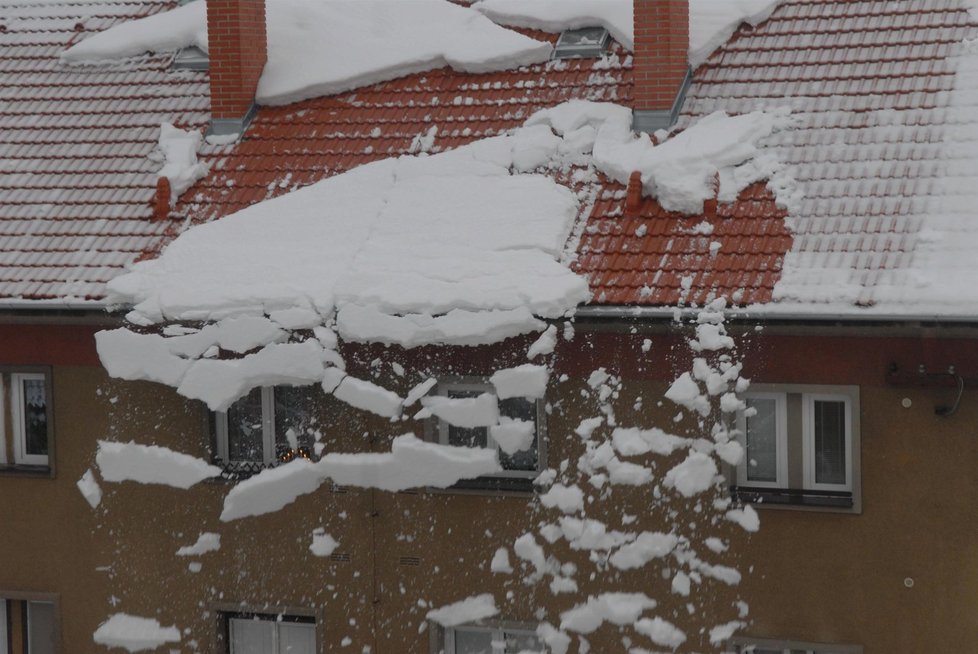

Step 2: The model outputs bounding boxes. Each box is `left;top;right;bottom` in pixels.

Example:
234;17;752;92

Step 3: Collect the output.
61;0;552;106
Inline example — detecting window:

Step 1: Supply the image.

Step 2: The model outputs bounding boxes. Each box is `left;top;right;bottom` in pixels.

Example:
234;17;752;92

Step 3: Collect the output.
0;598;58;654
214;386;320;478
728;636;862;653
553;27;611;59
226;613;315;654
731;385;860;511
0;369;53;471
429;380;546;492
442;623;542;654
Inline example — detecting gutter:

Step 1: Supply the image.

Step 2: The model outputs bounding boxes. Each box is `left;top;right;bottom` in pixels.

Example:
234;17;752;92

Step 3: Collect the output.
573;305;978;327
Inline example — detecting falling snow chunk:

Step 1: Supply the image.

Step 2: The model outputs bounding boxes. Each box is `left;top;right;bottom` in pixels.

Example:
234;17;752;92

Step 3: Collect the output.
612;427;689;457
426;594;498;627
539;483;585;513
634;616;687;649
671;571;691;596
490;547;513;574
175;532;220;557
608;532;678;570
221;435;501;520
76;469;102;509
96;441;220;489
331;375;403;418
92;614;181;653
664;373;709;417
690;324;735;352
489;418;535;455
421;393;499;428
527;324;558;359
403;378;438;407
490;364;549;399
725;505;760;532
514;533;547;576
63;0;552;105
709;620;746;645
714;439;743;466
663;451;718;497
560;593;657;634
309;528;339;557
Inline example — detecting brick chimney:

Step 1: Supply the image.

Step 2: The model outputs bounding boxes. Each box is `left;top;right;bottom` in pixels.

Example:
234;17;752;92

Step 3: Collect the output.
205;0;267;137
632;0;691;133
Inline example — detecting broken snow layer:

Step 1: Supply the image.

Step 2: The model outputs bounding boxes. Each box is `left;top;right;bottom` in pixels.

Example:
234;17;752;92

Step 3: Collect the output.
490;364;548;399
175;532;221;557
96;441;220;489
156;122;208;206
220;435;500;520
92;614;180;653
473;0;782;66
62;0;551;105
560;593;657;634
427;594;498;627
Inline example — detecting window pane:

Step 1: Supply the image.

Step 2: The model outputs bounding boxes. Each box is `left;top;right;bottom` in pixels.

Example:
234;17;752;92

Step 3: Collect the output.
230;618;274;654
447;390;489;450
498;398;537;471
27;601;56;654
814;400;847;485
278;622;315;654
505;630;543;653
453;628;494;654
273;386;319;461
745;398;777;483
21;378;48;457
226;388;265;463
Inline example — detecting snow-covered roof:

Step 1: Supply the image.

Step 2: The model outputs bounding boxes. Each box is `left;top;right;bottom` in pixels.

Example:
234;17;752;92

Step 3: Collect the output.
0;0;207;303
5;0;978;319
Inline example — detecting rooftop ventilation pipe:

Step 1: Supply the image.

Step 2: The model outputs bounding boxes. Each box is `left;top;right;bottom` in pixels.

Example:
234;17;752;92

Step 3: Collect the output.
205;0;267;138
632;0;692;133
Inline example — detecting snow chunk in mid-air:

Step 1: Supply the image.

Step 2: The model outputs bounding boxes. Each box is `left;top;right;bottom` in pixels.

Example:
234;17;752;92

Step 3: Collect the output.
96;441;220;489
490;364;549;399
63;0;552;105
309;528;339;557
427;594;498;627
560;593;657;634
92;614;181;653
77;469;102;509
176;532;221;557
663;451;718;497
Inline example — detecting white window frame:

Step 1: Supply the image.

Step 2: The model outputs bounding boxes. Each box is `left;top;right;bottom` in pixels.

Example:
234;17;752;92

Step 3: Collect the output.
433;380;546;480
736;392;788;489
215;387;277;465
0;600;7;654
443;623;541;654
26;600;55;654
228;615;315;654
10;372;50;467
802;393;853;492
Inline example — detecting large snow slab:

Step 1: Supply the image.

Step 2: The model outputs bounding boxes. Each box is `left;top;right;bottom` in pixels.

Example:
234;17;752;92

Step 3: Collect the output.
96;441;221;489
62;0;551;105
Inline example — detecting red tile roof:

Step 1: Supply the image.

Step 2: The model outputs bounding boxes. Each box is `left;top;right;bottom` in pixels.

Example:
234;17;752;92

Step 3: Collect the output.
3;0;977;311
0;0;207;302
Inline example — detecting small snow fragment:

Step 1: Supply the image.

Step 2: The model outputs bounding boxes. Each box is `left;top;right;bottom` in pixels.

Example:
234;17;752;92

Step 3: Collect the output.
539;483;585;513
176;532;220;557
490;547;513;573
96;441;220;489
187;562;202;573
663;451;718;497
608;532;677;570
490;364;548;399
426;594;498;627
422;393;499;428
725;505;760;532
404;378;437;406
612;427;687;456
77;469;102;509
714;439;743;466
527;325;558;358
634;616;686;649
671;571;691;596
709;620;746;645
310;528;339;557
93;614;181;652
513;533;547;576
489;418;535;455
690;324;734;352
664;373;709;416
704;537;728;554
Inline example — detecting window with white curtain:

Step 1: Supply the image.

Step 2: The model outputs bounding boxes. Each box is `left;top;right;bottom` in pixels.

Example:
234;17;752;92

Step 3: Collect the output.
733;385;859;511
0;369;53;471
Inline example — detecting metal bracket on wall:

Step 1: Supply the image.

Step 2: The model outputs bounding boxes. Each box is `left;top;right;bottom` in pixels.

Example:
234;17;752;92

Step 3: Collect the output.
885;363;965;417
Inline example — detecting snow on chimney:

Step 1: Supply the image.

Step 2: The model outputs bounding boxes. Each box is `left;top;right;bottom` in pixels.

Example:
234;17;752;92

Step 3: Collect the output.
632;0;691;133
206;0;267;138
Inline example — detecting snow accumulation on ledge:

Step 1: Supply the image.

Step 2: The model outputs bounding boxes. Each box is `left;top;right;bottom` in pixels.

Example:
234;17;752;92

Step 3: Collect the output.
61;0;784;104
97;100;792;412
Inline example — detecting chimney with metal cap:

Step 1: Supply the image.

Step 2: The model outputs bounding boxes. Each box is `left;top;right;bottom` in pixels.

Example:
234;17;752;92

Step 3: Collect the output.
632;0;691;133
206;0;267;138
